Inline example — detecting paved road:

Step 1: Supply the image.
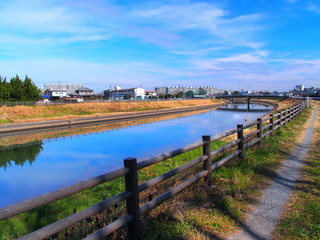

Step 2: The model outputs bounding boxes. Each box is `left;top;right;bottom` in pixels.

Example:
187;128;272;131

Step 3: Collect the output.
228;107;318;240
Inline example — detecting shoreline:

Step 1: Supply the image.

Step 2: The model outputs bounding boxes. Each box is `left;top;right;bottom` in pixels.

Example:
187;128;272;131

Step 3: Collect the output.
0;103;224;135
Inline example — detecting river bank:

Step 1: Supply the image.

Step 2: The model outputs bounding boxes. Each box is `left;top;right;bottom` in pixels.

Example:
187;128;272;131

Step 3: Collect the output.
0;102;225;135
0;99;223;124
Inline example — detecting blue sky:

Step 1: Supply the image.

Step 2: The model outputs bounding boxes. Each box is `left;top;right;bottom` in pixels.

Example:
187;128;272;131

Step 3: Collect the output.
0;0;320;92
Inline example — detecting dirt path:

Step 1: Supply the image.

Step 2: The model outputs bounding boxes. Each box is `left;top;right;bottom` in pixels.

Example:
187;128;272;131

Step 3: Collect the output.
228;105;318;240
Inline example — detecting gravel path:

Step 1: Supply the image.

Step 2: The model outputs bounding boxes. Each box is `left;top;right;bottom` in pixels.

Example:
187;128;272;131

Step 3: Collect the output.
228;107;318;240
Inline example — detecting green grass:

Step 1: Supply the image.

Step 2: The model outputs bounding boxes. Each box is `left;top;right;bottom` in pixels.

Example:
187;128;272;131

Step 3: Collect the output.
0;119;13;124
141;108;311;239
275;126;320;240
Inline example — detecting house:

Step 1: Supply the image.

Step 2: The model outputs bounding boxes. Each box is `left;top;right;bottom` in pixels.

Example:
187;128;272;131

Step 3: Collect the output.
71;87;96;98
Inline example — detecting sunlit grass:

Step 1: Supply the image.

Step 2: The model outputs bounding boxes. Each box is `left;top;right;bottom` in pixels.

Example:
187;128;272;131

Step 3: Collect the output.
275;116;320;240
0;99;219;123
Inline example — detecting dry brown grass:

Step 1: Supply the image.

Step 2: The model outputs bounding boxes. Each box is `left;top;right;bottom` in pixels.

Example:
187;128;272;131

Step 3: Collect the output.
0;99;220;124
273;98;302;110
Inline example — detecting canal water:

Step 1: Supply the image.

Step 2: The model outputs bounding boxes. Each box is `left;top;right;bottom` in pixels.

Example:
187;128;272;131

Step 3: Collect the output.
0;103;272;207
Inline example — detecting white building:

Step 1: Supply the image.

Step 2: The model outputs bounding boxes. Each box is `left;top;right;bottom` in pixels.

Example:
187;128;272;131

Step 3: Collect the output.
45;89;67;99
104;87;145;99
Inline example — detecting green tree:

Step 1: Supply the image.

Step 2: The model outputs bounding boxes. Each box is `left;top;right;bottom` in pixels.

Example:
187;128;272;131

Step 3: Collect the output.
23;75;41;101
10;75;24;101
0;76;11;102
175;91;184;98
198;88;207;95
184;90;194;98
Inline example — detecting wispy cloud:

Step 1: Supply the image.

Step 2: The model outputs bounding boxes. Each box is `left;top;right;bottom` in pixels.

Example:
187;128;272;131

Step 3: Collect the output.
132;2;265;49
307;2;320;14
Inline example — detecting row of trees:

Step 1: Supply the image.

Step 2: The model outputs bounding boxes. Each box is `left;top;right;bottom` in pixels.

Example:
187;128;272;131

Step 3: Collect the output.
0;75;41;102
158;90;198;99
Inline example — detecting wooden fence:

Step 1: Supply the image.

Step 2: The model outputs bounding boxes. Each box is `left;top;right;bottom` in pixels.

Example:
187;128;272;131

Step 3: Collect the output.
0;100;306;240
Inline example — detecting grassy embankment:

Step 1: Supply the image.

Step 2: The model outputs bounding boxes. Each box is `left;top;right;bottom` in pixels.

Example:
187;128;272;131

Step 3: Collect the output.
0;99;222;124
0;101;310;239
140;104;312;240
275;103;320;240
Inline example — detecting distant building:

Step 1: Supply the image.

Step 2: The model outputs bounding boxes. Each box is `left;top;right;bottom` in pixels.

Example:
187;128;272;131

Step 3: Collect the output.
155;86;223;97
104;87;145;99
42;83;84;95
241;89;251;96
71;87;96;98
145;90;157;98
42;83;97;100
44;89;67;99
295;85;304;91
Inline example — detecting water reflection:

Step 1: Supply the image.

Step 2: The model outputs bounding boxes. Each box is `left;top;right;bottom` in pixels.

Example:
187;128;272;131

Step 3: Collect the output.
0;104;271;207
0;141;43;169
218;103;273;111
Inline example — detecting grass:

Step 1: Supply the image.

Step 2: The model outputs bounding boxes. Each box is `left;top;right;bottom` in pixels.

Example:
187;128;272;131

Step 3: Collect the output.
0;99;219;124
141;106;311;239
0;102;310;239
0;119;12;124
274;108;320;240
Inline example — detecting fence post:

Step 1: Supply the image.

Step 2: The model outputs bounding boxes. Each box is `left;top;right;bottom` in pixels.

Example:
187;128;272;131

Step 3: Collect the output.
202;135;212;185
283;110;287;126
278;111;281;127
257;118;262;145
269;114;274;135
124;157;141;240
237;124;244;161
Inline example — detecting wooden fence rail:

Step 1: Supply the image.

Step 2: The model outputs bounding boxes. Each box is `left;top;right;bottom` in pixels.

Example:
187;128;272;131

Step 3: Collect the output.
0;100;306;240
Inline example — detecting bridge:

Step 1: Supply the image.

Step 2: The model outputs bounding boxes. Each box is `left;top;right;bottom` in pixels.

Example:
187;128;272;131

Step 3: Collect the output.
216;95;289;100
216;95;288;108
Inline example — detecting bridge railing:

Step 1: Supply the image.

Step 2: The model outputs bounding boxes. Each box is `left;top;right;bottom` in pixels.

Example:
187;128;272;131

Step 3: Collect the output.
0;101;306;240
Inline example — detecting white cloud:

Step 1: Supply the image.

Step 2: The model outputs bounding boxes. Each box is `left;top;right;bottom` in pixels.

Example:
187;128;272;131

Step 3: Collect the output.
307;2;320;14
218;54;262;63
0;0;111;44
133;3;265;49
